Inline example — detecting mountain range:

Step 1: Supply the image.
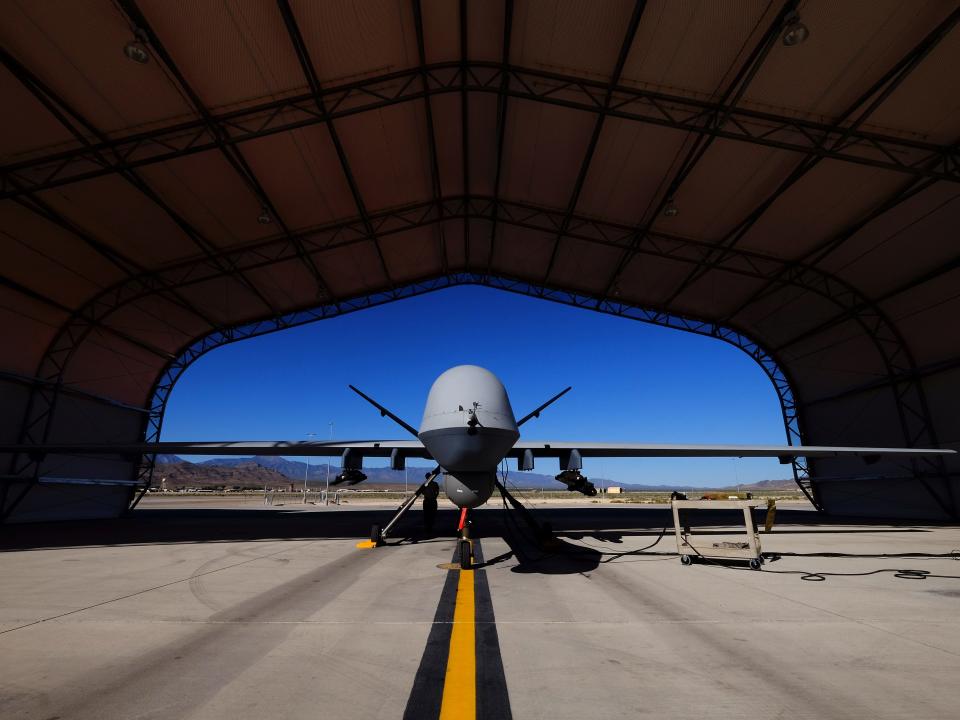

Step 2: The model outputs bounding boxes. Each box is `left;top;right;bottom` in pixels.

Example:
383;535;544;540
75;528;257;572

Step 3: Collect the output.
153;455;797;492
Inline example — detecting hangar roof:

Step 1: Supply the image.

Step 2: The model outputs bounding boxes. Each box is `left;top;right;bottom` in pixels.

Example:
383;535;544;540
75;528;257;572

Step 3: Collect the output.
1;1;958;458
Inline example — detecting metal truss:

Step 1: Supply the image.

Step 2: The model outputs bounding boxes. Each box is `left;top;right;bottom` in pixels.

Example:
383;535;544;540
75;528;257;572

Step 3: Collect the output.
129;272;818;510
601;0;800;297
8;195;956;518
275;0;392;287
116;0;329;303
0;194;911;307
10;187;831;510
5;272;186;493
720;141;959;341
744;266;955;518
656;6;960;309
1;41;279;319
4;60;959;202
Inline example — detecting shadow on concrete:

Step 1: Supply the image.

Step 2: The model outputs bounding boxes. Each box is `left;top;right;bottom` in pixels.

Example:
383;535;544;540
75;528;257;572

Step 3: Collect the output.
0;505;947;554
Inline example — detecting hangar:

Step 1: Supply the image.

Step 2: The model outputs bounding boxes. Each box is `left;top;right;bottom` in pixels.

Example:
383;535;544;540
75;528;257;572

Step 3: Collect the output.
1;1;958;523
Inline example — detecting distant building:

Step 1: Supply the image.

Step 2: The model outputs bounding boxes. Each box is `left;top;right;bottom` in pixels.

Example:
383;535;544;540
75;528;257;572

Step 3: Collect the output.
606;486;622;494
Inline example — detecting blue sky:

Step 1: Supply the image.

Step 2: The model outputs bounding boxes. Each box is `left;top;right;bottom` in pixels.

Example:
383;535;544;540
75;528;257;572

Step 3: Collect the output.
162;285;791;487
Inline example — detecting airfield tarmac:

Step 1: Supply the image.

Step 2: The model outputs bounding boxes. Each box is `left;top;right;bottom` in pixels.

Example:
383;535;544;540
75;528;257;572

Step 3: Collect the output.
2;500;959;719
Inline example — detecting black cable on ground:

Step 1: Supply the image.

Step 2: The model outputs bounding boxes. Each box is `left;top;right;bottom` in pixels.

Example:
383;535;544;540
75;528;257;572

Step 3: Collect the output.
680;535;960;582
496;461;671;564
496;474;958;575
771;550;960;559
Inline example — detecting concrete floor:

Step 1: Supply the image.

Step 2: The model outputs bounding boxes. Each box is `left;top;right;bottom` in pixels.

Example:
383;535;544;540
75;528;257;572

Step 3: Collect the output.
2;503;959;719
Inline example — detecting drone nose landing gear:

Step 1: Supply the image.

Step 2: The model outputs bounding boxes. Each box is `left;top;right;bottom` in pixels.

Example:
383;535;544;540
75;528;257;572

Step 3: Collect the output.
457;507;473;570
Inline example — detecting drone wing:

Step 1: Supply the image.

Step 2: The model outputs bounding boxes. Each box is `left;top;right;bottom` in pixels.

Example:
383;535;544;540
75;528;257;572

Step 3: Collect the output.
509;442;954;461
0;440;431;461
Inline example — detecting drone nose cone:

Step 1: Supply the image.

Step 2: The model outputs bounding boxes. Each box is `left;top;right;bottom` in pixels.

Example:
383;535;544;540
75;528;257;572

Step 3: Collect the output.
420;365;517;433
419;366;519;469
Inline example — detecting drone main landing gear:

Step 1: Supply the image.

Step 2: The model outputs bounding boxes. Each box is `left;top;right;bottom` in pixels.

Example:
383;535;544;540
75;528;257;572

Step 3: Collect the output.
359;471;440;549
494;478;558;549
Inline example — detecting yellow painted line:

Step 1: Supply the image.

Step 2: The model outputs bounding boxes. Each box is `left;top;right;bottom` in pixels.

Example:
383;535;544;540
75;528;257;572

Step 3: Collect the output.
355;540;377;549
439;568;476;720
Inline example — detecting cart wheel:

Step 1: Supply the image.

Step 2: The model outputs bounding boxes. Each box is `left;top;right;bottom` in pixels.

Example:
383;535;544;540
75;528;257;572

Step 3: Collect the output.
459;539;472;570
749;558;762;570
370;524;382;546
680;554;692;566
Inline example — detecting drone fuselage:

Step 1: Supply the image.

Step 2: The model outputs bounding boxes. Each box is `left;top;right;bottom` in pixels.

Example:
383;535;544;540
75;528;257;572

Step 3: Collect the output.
417;365;519;508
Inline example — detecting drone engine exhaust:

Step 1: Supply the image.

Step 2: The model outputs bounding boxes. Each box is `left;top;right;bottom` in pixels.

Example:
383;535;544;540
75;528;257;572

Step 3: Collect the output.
555;469;597;496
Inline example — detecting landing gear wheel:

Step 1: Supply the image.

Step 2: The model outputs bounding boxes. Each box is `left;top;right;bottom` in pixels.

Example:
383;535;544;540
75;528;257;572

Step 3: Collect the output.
370;524;382;547
680;554;692;566
458;539;472;570
749;558;762;570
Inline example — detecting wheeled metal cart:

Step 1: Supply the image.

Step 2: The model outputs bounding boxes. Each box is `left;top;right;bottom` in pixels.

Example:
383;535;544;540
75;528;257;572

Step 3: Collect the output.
671;498;770;569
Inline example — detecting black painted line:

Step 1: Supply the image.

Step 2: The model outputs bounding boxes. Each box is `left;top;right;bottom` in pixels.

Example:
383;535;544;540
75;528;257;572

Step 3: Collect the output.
473;541;513;720
402;548;459;720
403;541;514;720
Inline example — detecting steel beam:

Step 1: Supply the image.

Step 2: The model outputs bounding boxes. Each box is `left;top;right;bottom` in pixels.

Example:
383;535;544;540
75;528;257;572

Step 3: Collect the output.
275;0;393;287
2;72;220;331
600;0;797;297
721;138;958;336
543;0;647;282
733;264;947;499
141;15;328;300
720;178;940;326
659;7;960;307
116;0;317;310
1;39;278;319
460;0;472;268
484;0;514;274
3;34;275;490
218;143;330;299
413;0;448;273
728;144;958;354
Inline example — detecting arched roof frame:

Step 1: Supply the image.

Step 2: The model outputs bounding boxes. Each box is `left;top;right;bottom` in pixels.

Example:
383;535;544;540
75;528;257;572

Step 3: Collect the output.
134;272;815;509
6;193;954;519
3;1;959;522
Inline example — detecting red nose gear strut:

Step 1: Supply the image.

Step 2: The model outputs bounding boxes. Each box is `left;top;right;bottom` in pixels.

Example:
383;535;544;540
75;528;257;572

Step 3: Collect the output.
457;507;472;570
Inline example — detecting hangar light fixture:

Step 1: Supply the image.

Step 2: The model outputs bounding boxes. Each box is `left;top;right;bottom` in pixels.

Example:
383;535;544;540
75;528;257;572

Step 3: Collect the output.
257;208;272;224
123;41;150;64
781;12;810;47
663;198;679;217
